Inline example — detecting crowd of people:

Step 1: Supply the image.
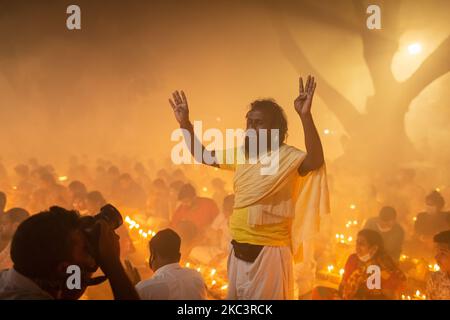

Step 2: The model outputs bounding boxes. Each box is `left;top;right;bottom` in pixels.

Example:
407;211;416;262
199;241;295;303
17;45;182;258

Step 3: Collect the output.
0;155;448;300
0;78;448;300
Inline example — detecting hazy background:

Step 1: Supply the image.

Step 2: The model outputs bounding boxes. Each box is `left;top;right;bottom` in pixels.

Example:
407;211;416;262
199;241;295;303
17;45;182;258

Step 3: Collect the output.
0;0;448;172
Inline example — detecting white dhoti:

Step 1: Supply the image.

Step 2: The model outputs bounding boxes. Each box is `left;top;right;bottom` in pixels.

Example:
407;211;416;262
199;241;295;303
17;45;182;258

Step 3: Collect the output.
226;246;294;300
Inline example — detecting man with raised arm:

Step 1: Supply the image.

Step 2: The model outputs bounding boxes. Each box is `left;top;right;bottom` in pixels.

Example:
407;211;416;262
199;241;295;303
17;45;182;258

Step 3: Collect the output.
169;76;330;300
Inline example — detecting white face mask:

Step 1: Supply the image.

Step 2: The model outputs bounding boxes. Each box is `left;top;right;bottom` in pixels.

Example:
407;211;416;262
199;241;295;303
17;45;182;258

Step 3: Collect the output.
357;253;372;262
426;205;438;215
376;222;392;233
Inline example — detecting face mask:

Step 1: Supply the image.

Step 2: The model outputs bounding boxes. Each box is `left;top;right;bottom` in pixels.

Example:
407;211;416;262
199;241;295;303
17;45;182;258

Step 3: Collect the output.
376;222;392;233
357;253;372;262
426;205;438;214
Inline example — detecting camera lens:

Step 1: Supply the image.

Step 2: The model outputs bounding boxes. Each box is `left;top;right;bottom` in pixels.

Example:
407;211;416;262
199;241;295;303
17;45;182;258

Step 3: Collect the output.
97;204;123;229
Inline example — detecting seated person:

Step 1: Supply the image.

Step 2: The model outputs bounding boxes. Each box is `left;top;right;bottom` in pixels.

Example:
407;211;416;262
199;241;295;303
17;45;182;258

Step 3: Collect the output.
136;228;206;300
415;191;450;239
0;208;30;270
313;229;406;300
364;206;404;261
68;181;88;212
0;206;139;300
189;194;234;266
171;184;219;232
426;230;450;300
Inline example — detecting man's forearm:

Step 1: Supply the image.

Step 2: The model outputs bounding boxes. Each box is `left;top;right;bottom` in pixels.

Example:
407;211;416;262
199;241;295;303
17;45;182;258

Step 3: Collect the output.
102;259;140;300
180;121;219;167
299;114;324;175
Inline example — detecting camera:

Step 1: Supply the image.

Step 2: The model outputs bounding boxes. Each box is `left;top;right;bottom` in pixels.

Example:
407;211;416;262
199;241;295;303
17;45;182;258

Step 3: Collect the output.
80;204;123;262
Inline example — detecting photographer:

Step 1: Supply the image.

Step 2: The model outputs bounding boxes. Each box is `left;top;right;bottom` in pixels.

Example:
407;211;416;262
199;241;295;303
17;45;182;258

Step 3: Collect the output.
0;206;139;300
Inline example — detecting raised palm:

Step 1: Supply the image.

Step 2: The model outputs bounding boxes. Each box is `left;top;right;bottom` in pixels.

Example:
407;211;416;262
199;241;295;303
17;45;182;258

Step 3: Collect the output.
169;90;190;125
294;75;317;117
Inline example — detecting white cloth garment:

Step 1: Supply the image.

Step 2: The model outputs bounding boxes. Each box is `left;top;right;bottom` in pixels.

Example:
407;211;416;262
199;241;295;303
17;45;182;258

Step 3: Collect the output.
0;268;53;300
136;263;207;300
226;246;294;300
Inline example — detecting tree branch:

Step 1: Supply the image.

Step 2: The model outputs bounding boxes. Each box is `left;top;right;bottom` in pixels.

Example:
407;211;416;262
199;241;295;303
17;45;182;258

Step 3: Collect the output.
352;0;401;92
401;35;450;105
293;0;361;35
271;16;362;135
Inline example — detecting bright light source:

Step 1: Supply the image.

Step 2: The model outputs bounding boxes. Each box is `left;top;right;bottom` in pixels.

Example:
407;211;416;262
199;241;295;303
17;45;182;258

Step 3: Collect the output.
323;129;330;135
408;43;422;55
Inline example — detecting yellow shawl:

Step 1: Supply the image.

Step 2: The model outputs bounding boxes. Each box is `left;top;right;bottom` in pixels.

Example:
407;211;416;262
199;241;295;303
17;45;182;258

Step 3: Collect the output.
232;144;330;259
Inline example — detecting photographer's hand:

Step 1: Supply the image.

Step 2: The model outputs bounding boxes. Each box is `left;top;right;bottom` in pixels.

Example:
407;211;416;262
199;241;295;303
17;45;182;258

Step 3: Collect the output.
97;220;140;300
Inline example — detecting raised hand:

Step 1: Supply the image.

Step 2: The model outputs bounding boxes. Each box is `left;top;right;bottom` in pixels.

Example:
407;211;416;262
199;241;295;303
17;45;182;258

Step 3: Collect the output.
124;259;141;286
294;75;317;118
169;90;190;126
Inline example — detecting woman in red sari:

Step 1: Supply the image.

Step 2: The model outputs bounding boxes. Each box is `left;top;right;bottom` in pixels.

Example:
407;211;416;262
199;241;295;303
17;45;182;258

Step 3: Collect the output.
313;229;406;300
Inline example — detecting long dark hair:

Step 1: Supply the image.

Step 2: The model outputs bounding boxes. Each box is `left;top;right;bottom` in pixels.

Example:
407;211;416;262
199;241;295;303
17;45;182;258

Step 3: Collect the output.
358;229;385;257
247;99;288;144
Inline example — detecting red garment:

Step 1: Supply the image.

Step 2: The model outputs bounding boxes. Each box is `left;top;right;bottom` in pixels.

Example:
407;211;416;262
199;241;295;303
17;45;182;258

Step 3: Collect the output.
171;197;219;231
339;253;406;299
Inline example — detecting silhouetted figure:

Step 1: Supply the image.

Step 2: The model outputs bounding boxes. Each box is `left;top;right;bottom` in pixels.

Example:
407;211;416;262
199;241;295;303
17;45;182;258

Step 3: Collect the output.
146;178;170;220
136;228;206;300
0;208;30;269
29;171;70;212
111;173;146;211
364;206;405;261
0;206;139;300
171;184;219;233
12;164;34;209
427;231;450;300
415;191;450;238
